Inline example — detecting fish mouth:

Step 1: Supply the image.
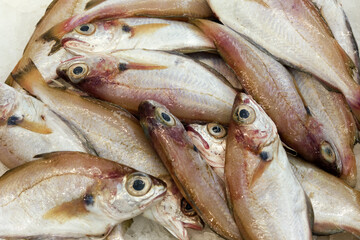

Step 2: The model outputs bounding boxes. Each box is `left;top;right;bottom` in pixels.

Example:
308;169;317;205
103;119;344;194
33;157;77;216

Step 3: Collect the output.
61;38;93;54
183;221;204;231
185;125;209;150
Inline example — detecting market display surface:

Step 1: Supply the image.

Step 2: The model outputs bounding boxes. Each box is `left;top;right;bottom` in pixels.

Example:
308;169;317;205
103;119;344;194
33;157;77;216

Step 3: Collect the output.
1;0;360;239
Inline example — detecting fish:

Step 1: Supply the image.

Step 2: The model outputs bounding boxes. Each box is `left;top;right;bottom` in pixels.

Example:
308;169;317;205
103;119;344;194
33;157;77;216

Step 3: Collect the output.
139;100;241;240
225;92;312;239
206;0;360;122
56;49;237;124
41;0;213;54
292;69;358;186
289;155;360;237
0;151;166;238
186;123;227;180
193;19;339;176
311;0;360;83
187;52;242;91
0;82;94;169
11;60;203;240
61;18;215;54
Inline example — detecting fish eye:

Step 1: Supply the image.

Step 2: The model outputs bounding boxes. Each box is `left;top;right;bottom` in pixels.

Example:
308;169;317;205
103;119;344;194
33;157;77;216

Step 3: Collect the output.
126;173;152;197
320;141;336;163
155;108;176;126
181;197;197;217
75;23;96;35
233;104;256;125
207;123;227;139
67;63;89;84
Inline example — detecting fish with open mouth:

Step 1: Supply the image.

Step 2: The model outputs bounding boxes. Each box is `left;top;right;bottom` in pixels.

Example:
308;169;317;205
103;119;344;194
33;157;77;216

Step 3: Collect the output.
139;100;241;240
56;50;237;124
61;18;215;54
0;151;167;238
226;93;312;239
207;0;360;122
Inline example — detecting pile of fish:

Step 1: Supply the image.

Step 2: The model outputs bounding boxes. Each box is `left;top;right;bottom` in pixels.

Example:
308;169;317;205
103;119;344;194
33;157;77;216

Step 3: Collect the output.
1;0;360;239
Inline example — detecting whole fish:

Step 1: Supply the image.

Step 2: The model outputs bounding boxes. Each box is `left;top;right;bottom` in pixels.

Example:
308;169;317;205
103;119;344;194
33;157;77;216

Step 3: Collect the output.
186;123;226;180
139;100;241;240
41;0;213;54
289;155;360;237
0;151;166;238
61;18;215;53
226;93;312;239
187;52;243;91
311;0;360;83
0;82;93;169
206;0;360;122
11;61;203;240
193;20;338;176
57;50;237;124
292;70;358;186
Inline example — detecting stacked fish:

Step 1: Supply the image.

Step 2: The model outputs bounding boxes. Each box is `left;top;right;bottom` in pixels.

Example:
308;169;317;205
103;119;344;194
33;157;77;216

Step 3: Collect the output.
1;0;360;239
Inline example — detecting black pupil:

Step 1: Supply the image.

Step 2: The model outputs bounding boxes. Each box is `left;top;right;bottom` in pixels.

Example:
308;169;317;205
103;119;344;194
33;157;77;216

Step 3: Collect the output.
133;179;145;191
161;112;171;122
185;203;193;211
325;147;333;156
73;66;84;75
212;126;221;133
80;25;90;32
239;109;250;119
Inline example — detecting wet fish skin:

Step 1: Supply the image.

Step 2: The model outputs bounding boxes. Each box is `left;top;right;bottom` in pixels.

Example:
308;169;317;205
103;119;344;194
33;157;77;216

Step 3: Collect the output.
57;50;237;124
193;19;339;175
0;151;166;238
139;100;241;240
11;61;203;240
207;0;360;122
61;18;215;54
226;93;312;240
311;0;360;83
292;69;358;187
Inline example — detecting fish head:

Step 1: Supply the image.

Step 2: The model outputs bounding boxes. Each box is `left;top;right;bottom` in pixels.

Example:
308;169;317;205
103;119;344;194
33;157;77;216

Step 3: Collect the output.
61;19;124;53
0;83;18;125
230;93;277;154
94;170;167;221
56;53;119;86
186;123;226;169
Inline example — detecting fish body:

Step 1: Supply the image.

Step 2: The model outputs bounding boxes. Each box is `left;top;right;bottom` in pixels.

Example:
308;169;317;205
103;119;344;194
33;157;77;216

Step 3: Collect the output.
226;93;312;239
311;0;360;83
194;20;338;174
0;152;166;238
139;100;241;240
0;83;91;169
57;50;237;124
207;0;360;121
62;18;215;53
292;70;358;186
12;62;203;240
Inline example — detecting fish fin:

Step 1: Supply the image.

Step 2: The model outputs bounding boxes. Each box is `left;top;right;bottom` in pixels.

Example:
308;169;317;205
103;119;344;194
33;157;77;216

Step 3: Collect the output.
250;159;272;188
121;62;168;71
5;74;14;86
33;151;72;159
40;20;68;54
131;23;170;38
281;141;298;156
85;0;107;10
12;118;53;135
335;40;357;78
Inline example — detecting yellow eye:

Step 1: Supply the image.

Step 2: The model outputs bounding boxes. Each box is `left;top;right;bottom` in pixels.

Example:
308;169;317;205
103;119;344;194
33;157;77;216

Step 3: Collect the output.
67;63;89;84
181;197;196;217
75;23;96;35
126;173;152;197
320;141;336;163
233;104;256;125
156;108;176;126
207;123;227;139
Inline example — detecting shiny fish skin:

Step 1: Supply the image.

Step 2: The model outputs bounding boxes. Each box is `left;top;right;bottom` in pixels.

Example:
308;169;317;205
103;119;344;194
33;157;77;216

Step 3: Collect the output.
311;0;360;83
292;70;358;186
62;18;215;54
0;152;166;238
226;93;312;240
0;83;92;169
11;62;203;240
194;20;337;175
139;100;241;240
289;155;360;237
57;50;237;124
207;0;360;122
